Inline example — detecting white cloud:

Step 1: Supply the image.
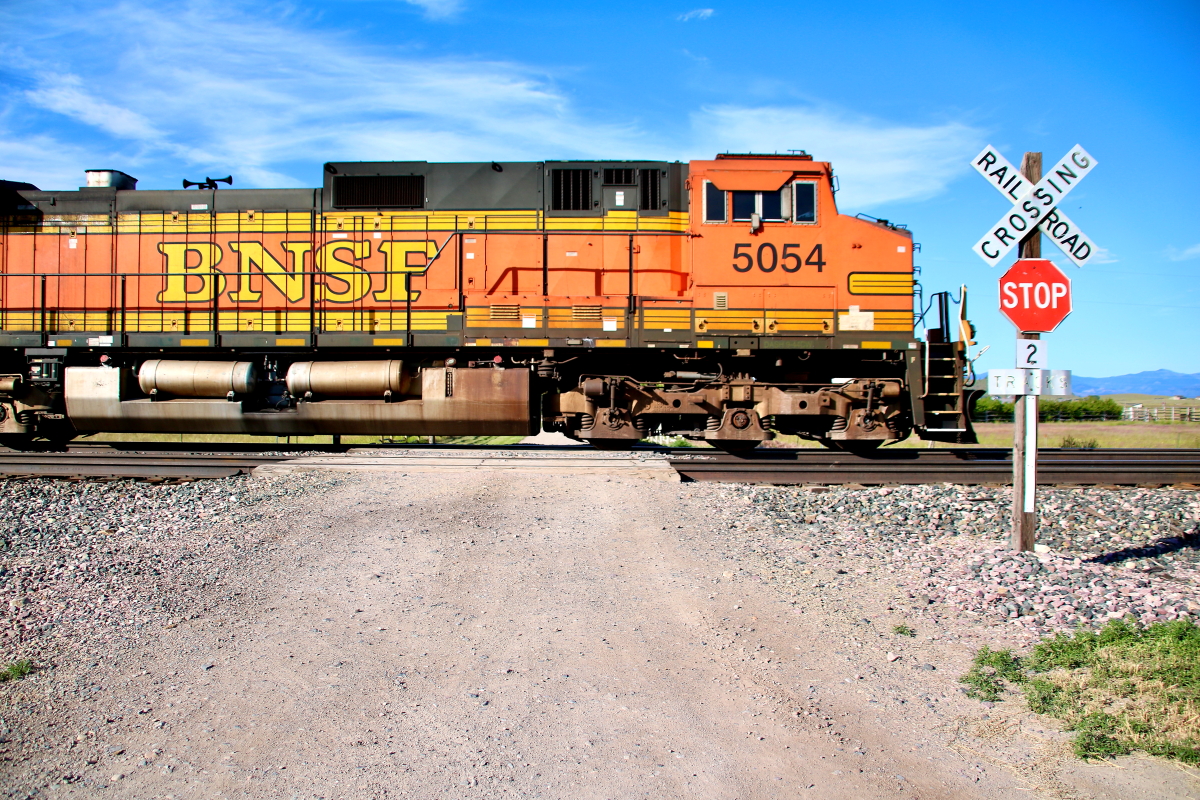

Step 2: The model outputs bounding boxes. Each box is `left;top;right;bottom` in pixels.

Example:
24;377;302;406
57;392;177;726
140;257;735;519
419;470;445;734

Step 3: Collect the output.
689;105;983;208
1091;246;1118;264
0;132;100;189
0;2;984;214
678;9;715;21
1167;243;1200;262
24;74;161;141
400;0;464;19
0;2;648;188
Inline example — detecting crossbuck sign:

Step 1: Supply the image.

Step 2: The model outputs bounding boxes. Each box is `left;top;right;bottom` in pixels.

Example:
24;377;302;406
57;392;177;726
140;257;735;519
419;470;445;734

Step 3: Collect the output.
971;145;1098;268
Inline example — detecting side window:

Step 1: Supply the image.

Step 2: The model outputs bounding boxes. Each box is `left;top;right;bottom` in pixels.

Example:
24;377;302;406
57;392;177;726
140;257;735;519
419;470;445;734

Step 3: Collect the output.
704;181;727;222
731;190;756;221
793;181;817;224
760;190;782;221
732;189;786;221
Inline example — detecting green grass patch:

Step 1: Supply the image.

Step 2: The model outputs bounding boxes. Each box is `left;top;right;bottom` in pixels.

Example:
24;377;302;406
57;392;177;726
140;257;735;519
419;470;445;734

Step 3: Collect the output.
892;624;916;637
0;659;34;682
960;619;1200;764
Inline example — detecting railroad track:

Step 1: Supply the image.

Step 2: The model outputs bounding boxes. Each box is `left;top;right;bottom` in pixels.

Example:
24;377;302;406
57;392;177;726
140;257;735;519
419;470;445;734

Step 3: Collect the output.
0;447;292;480
0;444;1197;485
668;448;1200;486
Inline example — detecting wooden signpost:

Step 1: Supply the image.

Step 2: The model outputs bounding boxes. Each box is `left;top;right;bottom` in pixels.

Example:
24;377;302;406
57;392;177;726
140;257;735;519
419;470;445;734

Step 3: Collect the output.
974;147;1096;550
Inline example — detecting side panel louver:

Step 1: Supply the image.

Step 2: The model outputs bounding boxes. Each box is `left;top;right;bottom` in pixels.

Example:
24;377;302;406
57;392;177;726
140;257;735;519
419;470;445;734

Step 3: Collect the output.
332;175;425;209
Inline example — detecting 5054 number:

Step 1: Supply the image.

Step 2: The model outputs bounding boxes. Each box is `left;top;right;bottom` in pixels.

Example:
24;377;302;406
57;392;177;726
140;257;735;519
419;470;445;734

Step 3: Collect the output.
732;243;825;273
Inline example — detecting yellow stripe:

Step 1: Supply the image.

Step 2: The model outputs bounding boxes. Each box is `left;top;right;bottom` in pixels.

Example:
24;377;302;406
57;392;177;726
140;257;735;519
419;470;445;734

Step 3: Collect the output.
596;339;627;347
861;341;893;349
373;338;406;346
696;340;714;349
181;338;211;346
848;273;914;295
517;338;550;346
766;311;833;333
275;338;305;346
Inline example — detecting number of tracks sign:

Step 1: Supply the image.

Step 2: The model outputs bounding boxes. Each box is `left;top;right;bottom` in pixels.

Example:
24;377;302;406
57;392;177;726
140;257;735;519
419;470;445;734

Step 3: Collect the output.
971;145;1098;268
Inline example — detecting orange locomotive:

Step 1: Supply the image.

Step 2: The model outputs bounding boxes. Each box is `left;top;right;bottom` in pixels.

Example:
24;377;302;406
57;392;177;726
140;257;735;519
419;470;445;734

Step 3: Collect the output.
0;153;977;450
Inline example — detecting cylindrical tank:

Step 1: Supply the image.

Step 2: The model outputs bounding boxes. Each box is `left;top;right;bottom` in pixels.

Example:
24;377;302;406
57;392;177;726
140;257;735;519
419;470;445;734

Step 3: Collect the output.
138;360;257;397
286;360;407;397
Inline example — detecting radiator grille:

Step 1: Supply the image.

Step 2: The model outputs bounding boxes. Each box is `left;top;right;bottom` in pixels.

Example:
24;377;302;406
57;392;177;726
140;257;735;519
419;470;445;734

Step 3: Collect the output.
332;175;424;209
490;304;520;320
639;169;660;210
713;292;729;310
551;169;592;211
603;168;635;185
572;305;602;320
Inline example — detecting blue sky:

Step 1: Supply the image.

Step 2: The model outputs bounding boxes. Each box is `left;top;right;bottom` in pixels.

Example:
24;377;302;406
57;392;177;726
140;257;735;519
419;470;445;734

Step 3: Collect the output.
1;0;1197;377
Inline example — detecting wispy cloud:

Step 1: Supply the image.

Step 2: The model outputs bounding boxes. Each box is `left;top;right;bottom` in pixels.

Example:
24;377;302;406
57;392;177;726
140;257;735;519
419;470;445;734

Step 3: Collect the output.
0;132;101;190
400;0;464;19
0;2;647;188
689;105;983;208
1166;243;1200;262
678;9;715;21
25;74;161;141
1091;246;1118;264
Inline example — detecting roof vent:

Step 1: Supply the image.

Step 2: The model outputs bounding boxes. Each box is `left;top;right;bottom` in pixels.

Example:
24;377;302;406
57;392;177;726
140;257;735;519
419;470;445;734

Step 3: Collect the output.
84;170;137;190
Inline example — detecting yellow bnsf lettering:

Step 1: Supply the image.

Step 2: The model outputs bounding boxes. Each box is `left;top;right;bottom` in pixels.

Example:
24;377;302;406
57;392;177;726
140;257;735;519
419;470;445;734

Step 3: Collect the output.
316;240;371;303
227;241;311;303
373;241;437;302
156;242;226;303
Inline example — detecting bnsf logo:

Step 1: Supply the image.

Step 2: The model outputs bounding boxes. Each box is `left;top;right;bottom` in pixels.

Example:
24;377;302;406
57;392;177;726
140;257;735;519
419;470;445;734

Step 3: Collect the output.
154;239;441;304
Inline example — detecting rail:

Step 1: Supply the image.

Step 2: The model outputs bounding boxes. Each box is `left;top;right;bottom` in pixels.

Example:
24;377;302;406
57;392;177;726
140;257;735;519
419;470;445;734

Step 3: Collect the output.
0;443;1197;485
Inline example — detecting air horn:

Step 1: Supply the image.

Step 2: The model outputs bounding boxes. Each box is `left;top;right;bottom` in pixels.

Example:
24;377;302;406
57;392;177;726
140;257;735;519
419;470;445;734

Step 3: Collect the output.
182;176;234;190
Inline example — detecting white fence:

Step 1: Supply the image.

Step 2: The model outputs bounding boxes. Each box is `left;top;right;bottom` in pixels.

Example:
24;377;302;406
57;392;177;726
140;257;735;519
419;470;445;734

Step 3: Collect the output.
1121;404;1200;422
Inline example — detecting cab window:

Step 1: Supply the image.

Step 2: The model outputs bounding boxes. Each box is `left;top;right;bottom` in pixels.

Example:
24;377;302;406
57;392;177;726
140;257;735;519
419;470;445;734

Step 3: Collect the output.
793;181;817;224
732;190;785;222
704;181;726;222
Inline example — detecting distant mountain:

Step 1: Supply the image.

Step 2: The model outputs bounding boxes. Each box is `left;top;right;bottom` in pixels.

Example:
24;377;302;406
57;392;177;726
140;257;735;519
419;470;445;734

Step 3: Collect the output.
1069;370;1200;397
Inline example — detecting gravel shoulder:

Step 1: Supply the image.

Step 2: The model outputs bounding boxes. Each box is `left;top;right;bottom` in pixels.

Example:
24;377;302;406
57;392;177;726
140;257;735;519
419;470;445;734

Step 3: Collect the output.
1;468;1197;798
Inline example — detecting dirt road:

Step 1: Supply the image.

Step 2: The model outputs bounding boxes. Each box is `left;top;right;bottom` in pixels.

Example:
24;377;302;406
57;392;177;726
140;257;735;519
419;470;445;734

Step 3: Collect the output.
9;468;1196;798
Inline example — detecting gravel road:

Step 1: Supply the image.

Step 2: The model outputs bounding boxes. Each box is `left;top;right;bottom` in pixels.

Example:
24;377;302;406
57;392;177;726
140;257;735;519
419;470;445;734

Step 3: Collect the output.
1;466;1197;799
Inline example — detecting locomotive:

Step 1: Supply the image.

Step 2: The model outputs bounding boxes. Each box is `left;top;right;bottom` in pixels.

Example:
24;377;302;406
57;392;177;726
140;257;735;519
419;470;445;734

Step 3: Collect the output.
0;153;978;451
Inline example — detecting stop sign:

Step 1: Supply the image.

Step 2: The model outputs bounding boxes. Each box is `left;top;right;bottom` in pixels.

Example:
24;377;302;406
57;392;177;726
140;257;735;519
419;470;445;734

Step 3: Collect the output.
998;258;1072;332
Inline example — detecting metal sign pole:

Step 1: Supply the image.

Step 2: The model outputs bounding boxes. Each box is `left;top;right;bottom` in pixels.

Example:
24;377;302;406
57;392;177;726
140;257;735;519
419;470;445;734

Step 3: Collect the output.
1011;152;1042;552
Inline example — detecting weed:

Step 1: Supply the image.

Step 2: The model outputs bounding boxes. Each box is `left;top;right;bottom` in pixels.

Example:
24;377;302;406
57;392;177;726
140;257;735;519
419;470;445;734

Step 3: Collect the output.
0;660;33;682
1060;434;1100;449
960;646;1024;701
961;620;1200;764
892;624;916;637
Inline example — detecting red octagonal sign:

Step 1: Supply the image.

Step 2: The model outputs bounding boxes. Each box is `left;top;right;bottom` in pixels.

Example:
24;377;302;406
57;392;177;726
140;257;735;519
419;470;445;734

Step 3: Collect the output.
998;258;1072;332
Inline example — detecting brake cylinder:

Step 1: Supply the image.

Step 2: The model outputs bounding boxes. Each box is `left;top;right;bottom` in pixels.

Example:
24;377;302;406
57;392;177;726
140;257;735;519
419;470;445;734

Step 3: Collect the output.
285;360;407;397
138;360;257;397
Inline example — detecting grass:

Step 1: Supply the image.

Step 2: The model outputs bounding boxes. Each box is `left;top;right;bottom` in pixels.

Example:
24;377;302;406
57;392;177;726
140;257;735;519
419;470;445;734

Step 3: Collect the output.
970;422;1200;450
0;659;34;682
1060;434;1100;449
961;620;1200;763
892;624;916;637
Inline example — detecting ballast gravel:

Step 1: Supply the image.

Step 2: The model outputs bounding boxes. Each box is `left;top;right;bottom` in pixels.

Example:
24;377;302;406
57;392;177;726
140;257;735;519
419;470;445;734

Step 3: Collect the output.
0;473;341;665
696;482;1200;643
